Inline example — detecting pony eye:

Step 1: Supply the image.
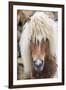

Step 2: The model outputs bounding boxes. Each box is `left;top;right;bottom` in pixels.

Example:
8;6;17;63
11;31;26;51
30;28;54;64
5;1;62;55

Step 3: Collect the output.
30;39;32;43
46;38;49;47
46;38;48;42
18;21;22;26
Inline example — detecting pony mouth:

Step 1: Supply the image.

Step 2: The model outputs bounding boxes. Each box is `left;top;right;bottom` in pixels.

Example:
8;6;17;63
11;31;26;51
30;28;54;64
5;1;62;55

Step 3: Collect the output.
34;65;44;72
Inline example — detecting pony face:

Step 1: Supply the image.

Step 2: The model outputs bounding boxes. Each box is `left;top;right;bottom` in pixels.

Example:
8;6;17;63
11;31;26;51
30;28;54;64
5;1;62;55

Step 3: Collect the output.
30;38;50;72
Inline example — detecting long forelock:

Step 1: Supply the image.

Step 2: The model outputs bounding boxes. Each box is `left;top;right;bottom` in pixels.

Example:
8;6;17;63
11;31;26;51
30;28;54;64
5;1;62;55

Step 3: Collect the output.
29;12;57;56
31;33;46;45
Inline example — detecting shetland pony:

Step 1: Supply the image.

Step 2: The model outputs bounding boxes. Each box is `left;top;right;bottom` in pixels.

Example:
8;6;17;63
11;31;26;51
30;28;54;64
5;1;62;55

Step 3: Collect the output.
19;12;57;79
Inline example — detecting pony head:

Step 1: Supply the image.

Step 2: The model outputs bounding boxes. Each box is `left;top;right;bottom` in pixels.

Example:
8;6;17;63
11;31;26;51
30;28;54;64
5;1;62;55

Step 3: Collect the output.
20;12;57;78
30;37;50;72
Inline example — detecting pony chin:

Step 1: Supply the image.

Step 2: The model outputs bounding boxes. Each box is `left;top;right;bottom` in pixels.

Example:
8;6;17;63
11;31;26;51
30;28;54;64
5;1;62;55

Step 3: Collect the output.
19;12;58;79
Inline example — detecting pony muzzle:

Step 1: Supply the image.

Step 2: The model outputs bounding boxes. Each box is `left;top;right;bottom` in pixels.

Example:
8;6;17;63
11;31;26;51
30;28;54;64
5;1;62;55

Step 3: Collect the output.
33;59;44;72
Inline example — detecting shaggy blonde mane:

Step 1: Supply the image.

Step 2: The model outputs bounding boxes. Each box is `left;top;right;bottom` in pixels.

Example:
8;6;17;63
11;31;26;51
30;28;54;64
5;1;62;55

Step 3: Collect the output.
19;12;57;78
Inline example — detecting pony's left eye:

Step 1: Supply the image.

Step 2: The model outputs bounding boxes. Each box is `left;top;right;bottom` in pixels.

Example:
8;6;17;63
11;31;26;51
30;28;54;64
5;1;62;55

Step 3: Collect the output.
46;38;48;42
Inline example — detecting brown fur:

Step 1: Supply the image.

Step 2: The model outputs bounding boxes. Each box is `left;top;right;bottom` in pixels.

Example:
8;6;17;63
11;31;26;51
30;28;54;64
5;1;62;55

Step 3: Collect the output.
31;55;57;79
30;39;57;79
30;38;50;61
